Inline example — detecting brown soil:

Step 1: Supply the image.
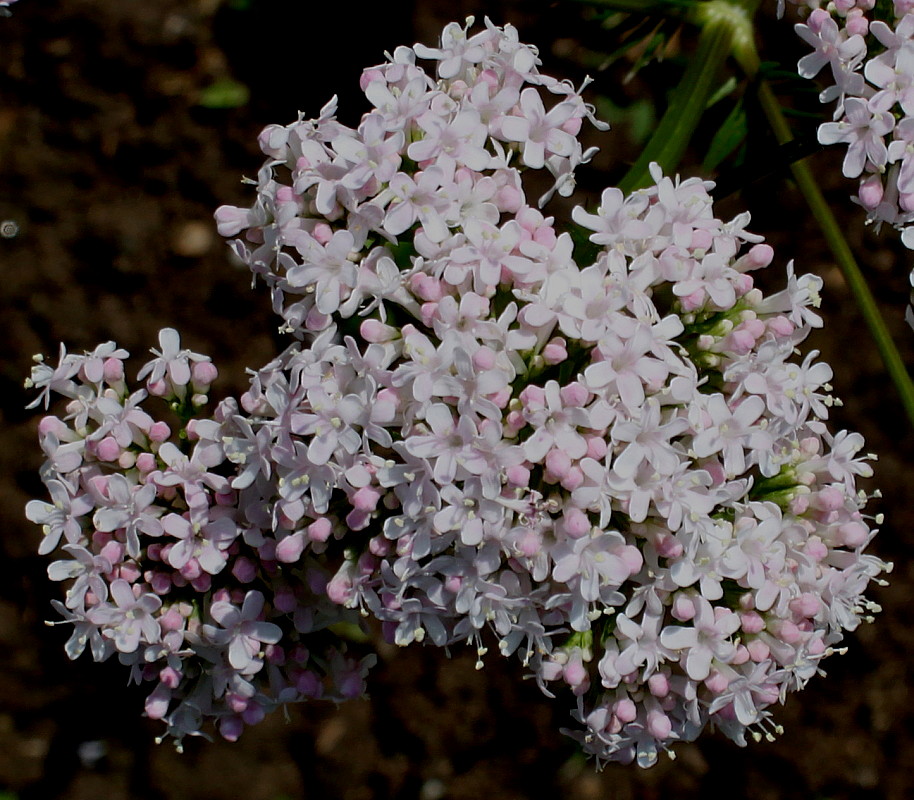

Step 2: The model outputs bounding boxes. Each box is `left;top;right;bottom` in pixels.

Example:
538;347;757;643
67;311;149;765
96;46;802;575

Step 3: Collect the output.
1;2;912;799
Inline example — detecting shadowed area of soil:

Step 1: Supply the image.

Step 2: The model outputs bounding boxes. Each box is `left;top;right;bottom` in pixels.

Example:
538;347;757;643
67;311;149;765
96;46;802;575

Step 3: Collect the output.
1;2;912;798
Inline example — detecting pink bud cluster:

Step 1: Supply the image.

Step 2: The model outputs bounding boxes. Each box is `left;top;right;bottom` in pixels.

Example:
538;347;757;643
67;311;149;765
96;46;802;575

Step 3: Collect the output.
28;19;888;767
788;3;914;259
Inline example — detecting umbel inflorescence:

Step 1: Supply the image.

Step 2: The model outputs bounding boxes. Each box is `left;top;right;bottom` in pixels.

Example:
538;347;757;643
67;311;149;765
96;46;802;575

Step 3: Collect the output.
26;18;889;767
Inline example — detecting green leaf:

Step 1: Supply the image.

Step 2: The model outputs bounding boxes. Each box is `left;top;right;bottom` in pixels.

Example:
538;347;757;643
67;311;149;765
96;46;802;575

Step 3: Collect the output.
702;100;747;172
706;75;738;109
197;78;250;109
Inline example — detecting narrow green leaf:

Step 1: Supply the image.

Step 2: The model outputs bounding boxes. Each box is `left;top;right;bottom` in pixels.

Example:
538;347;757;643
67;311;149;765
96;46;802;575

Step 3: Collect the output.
702;100;747;172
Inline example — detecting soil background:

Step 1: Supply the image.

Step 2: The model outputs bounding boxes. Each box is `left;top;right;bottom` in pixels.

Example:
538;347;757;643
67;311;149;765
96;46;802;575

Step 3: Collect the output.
1;2;913;799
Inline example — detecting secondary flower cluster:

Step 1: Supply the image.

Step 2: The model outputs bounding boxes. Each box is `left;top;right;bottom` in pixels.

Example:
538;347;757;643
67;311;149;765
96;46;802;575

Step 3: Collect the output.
28;18;888;767
788;2;914;251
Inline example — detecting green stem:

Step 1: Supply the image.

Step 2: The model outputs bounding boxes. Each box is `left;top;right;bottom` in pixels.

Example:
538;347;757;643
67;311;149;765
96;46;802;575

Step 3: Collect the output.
735;49;914;428
617;0;756;193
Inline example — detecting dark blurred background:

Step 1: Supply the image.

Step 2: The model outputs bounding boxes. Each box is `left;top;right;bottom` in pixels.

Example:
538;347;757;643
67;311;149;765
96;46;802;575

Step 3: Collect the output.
1;1;913;798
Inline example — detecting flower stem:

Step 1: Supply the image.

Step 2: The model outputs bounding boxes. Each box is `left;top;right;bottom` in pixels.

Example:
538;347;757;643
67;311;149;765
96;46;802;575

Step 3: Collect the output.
734;49;914;429
616;0;756;193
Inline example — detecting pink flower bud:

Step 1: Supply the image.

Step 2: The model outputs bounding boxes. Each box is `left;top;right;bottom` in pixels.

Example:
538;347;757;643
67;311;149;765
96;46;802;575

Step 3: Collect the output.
149;572;172;595
747;639;770;662
352;486;381;513
191;360;218;388
103;357;124;382
96;436;121;462
100;540;125;566
505;410;525;435
472;346;497;371
654;532;683;559
312;222;333;245
789;494;810;516
148;421;171;443
727;328;756;355
704;670;730;694
563;507;591;538
789;593;821;618
647;673;669;697
541;338;567;364
274;586;297;613
506;465;530;486
145;685;172;720
275;532;306;563
232;556;257;583
326;572;353;605
613;698;637;723
563;655;589;693
580;437;606;461
545;448;572;480
560;465;584;492
159;666;182;689
740;611;765;634
180;558;202;581
159;607;184;632
369;536;390;556
680;288;706;311
147;378;168;396
646;710;672;739
219;716;244;742
807;8;830;34
805;536;828;562
858;174;884;209
489;387;512;408
409;272;444;301
839;521;869;547
214;205;251;237
766;315;794;337
136;452;156;473
360;319;396;343
38;416;66;437
845;11;868;36
814;486;845;513
672;595;696;621
295;670;323;698
731;272;751;296
807;636;827;656
777;619;803;644
496;185;523;213
308;518;332;543
519;384;546;409
747;243;774;269
420;302;438;326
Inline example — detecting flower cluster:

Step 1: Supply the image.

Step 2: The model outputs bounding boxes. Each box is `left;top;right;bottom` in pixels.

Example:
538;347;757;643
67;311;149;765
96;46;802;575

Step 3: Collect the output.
788;2;914;249
28;18;888;767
